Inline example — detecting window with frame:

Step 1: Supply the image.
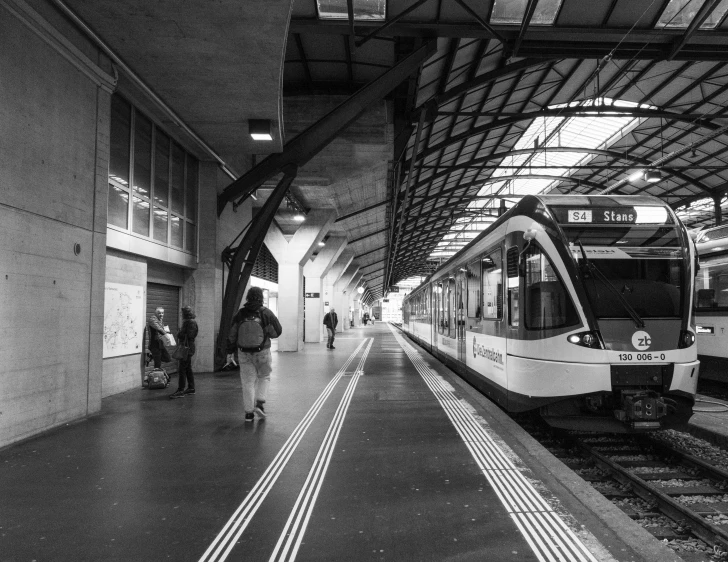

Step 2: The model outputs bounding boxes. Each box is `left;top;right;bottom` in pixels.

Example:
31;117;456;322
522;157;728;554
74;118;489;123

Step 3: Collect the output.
436;282;445;335
108;94;198;254
482;250;503;320
695;257;728;310
447;277;456;338
466;260;481;318
524;244;578;330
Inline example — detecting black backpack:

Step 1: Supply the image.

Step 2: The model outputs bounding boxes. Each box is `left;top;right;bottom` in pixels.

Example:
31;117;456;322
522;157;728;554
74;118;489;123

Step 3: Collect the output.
237;308;268;352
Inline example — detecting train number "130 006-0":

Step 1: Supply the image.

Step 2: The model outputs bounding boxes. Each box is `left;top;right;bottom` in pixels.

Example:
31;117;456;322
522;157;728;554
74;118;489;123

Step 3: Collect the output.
618;353;667;361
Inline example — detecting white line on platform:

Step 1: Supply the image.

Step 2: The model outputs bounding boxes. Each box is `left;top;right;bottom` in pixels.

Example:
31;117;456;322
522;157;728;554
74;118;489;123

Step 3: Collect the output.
269;338;374;562
389;325;598;562
198;339;371;562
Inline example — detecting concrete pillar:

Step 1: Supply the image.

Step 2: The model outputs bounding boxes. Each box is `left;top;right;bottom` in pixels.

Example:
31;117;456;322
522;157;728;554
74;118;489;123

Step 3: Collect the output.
333;260;358;332
346;272;364;327
265;209;336;351
303;236;346;343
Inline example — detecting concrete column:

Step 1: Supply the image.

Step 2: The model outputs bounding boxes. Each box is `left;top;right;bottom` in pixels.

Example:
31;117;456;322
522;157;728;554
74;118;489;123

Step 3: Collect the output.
265;209;336;351
303;236;346;343
346;272;364;327
333;260;358;332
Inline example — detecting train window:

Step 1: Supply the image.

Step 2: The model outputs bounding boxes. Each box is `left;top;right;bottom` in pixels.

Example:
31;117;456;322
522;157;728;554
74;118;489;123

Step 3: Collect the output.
695;257;728;310
583;257;683;318
447;277;456;338
466;260;481;318
524;245;579;330
482;251;503;320
561;226;680;247
436;282;445;335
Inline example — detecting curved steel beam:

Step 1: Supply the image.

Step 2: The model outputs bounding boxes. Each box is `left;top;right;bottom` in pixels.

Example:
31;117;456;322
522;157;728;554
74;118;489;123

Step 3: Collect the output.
411;105;726;165
407;145;714;196
428;58;549;108
409;174;604;209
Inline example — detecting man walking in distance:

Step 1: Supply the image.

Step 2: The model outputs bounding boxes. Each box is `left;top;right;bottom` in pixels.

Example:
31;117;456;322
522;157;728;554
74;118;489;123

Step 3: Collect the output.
323;307;338;350
227;287;282;423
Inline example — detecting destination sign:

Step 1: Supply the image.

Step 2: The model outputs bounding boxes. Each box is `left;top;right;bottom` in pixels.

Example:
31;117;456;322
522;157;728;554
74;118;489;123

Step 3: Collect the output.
551;205;671;225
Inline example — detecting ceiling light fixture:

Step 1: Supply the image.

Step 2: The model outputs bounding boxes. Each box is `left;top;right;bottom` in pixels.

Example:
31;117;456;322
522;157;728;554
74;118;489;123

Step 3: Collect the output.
644;170;662;183
249;119;273;141
628;171;644;182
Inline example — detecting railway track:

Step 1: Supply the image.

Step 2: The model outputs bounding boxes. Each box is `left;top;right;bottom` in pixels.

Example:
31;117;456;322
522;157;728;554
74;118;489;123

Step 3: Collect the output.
518;417;728;561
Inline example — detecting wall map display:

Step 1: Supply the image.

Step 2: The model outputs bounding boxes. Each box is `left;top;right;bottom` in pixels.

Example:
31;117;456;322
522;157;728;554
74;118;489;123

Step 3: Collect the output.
103;282;144;358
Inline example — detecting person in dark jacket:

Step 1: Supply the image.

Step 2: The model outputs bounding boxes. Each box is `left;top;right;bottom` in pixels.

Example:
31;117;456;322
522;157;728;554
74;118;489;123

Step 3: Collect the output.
323;307;338;349
226;287;282;422
169;305;199;399
147;307;171;369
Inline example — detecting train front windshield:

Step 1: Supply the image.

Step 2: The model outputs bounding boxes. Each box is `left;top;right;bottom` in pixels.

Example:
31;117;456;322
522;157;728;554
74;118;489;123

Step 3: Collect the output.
559;223;684;320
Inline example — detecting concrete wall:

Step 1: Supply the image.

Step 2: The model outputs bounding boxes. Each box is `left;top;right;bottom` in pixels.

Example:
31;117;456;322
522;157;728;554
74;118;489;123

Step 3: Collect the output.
0;2;114;448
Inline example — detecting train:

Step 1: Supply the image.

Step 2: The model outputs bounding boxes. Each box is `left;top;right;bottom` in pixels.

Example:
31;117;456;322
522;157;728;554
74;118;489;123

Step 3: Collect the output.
694;223;728;381
401;194;699;432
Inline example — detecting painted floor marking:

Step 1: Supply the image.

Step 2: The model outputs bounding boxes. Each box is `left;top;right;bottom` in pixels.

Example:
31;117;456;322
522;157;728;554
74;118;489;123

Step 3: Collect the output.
390;326;598;562
269;338;374;561
198;339;371;562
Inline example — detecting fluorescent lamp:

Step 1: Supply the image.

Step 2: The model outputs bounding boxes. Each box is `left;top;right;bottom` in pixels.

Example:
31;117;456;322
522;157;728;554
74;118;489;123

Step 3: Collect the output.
628;171;644;182
249;119;273;141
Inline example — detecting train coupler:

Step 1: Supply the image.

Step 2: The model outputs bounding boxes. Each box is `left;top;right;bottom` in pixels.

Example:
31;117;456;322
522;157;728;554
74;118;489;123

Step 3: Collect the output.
614;390;667;427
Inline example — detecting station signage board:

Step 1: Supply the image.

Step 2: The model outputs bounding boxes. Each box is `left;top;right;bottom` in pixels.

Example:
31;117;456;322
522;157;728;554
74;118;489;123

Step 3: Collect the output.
304;292;320;298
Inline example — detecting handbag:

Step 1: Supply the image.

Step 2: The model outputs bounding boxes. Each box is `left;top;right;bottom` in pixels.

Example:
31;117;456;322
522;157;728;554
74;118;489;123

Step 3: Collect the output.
172;336;189;360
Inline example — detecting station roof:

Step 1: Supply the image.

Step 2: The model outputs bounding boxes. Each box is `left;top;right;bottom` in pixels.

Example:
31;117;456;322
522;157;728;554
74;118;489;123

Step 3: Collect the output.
60;0;728;304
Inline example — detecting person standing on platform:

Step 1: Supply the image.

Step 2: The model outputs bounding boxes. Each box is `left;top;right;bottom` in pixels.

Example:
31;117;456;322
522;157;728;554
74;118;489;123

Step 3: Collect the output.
147;307;171;369
323;307;338;349
169;305;199;399
227;287;282;423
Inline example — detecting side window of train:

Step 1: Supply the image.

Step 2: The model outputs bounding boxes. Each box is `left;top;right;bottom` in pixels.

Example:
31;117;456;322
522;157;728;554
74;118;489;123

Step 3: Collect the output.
523;244;579;330
695;259;728;309
436;282;445;334
506;246;520;327
481;250;503;320
466;259;481;319
447;277;456;337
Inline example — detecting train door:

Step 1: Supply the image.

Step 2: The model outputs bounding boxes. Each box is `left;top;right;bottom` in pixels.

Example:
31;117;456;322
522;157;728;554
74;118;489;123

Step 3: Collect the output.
456;269;467;362
505;244;521;403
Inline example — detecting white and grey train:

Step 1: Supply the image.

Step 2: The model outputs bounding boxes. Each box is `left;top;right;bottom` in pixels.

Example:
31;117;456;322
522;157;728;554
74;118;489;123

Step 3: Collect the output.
694;223;728;381
402;195;699;432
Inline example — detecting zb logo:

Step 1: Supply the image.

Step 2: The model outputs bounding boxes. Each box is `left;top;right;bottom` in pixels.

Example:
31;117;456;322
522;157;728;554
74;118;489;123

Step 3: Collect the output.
632;330;652;350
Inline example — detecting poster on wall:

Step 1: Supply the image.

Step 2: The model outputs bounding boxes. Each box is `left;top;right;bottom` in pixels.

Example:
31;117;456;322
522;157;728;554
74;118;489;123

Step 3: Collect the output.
103;282;144;358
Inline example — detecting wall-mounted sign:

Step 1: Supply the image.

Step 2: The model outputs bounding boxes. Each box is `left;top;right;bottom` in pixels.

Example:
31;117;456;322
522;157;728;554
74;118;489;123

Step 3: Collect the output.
389;286;400;293
325;301;329;306
305;292;320;298
696;325;715;335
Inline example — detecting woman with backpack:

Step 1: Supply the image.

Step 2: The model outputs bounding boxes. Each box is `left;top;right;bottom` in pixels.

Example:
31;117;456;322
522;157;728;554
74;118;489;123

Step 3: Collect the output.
226;287;282;422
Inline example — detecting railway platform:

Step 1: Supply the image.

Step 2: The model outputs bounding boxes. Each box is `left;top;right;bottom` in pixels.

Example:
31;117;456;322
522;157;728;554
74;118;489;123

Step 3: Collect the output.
1;322;684;562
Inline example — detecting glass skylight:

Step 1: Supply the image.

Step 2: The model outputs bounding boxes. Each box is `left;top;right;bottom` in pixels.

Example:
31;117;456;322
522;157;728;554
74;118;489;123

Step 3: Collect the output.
429;98;651;261
655;0;728;29
490;0;563;25
317;0;386;20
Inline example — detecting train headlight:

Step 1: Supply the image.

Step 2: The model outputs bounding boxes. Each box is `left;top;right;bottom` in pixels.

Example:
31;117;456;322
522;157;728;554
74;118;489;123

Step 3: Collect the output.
678;330;695;349
567;331;603;349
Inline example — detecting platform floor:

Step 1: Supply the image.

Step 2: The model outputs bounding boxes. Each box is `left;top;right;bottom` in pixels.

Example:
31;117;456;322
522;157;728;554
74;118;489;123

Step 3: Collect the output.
2;323;688;561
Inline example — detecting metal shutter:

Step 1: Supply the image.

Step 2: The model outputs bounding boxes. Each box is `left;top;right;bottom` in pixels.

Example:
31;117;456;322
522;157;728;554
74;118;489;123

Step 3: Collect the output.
146;283;180;373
